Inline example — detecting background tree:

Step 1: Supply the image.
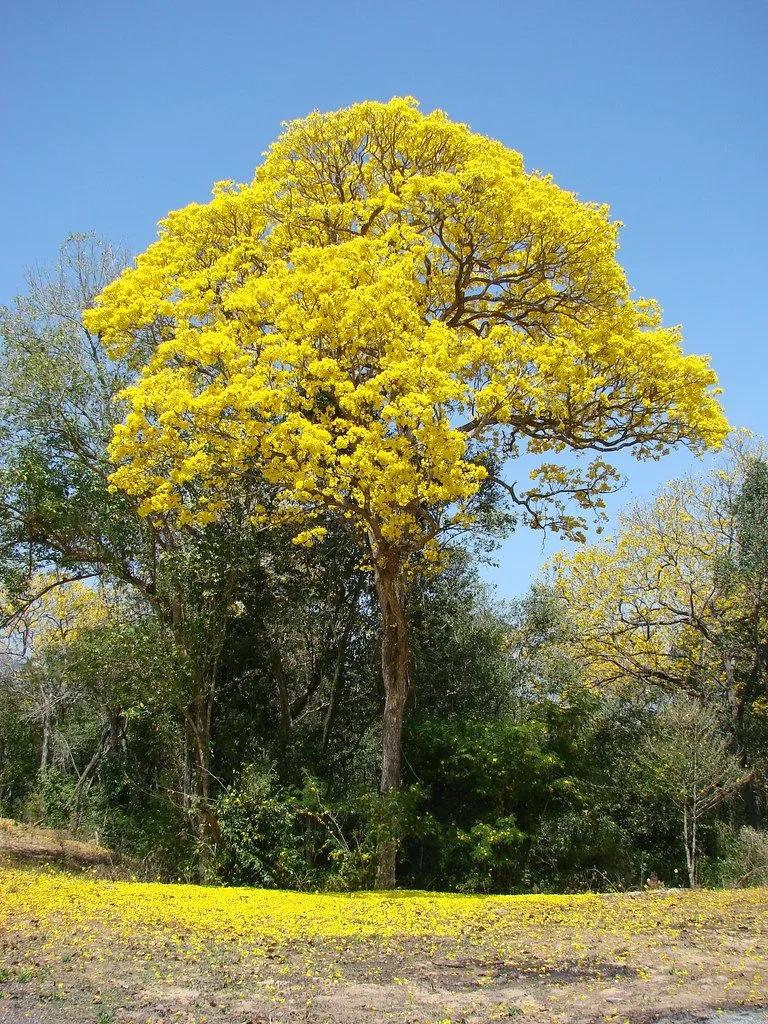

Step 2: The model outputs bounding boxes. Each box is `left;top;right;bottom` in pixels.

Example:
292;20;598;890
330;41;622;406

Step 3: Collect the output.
1;578;130;826
636;696;745;887
86;97;728;886
552;440;768;826
0;236;266;823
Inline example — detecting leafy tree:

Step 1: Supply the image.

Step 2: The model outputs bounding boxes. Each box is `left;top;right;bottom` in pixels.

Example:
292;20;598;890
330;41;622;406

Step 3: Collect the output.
504;583;584;718
85;97;727;885
637;697;745;887
0;236;263;821
401;716;565;891
552;440;768;826
407;549;512;720
0;579;134;825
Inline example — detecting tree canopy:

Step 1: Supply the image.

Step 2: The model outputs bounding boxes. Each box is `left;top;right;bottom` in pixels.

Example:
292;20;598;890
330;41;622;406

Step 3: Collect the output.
552;441;768;826
86;97;727;550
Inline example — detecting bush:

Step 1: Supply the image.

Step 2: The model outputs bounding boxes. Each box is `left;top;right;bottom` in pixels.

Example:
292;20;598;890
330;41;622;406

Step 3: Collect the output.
213;765;308;888
721;826;768;887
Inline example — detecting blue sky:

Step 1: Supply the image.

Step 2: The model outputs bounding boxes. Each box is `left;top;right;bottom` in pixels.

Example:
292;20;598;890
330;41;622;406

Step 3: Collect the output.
2;0;766;598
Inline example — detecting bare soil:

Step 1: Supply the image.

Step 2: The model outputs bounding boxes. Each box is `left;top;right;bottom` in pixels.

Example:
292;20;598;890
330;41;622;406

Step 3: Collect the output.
0;818;112;869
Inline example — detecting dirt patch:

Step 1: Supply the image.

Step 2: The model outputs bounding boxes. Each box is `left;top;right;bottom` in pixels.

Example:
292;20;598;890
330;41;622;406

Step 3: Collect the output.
0;818;111;868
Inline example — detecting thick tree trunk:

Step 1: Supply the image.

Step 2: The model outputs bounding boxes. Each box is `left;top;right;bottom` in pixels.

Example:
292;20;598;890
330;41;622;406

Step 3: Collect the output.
373;550;410;890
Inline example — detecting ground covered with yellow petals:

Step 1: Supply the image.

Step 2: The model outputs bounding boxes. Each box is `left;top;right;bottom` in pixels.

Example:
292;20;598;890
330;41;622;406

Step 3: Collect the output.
0;868;766;1024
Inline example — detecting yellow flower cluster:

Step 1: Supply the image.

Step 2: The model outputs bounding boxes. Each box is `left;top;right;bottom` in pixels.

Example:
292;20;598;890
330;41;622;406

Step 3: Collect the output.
85;97;728;556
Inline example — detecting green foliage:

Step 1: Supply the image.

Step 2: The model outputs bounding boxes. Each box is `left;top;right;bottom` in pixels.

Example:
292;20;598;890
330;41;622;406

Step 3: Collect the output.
399;716;571;891
527;809;630;891
28;768;77;828
719;826;768;888
408;551;512;720
0;694;39;816
454;815;526;893
213;767;308;889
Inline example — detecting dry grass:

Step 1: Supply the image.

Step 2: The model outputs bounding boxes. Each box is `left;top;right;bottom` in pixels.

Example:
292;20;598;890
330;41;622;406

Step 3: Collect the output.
0;818;112;868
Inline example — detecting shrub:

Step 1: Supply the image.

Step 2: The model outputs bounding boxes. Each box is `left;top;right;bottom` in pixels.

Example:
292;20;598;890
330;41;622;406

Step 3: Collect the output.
213;766;307;888
721;826;768;887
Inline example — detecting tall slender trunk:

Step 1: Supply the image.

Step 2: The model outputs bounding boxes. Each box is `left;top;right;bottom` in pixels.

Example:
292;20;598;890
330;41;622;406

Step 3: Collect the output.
372;547;410;889
272;649;293;747
196;697;212;804
40;706;51;773
183;719;193;815
724;652;762;828
67;722;112;831
184;689;214;808
683;804;697;888
322;578;362;757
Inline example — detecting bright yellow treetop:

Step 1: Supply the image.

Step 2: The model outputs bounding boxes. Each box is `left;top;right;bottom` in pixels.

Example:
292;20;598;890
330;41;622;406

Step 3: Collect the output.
85;97;728;561
550;440;762;694
1;575;112;658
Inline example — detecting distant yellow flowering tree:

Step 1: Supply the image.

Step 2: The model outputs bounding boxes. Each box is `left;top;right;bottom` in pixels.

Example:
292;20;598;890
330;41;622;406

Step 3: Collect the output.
1;577;112;781
85;98;728;886
551;441;768;825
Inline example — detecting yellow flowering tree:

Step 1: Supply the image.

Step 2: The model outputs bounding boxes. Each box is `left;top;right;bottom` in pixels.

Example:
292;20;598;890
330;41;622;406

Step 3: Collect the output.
551;441;768;825
1;577;112;786
85;98;727;886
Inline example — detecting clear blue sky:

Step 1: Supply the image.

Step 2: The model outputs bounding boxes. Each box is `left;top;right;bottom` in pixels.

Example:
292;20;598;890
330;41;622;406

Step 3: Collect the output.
2;0;766;598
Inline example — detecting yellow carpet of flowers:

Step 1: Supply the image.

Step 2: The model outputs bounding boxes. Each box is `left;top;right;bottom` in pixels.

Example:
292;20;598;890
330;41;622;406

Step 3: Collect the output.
1;867;766;1023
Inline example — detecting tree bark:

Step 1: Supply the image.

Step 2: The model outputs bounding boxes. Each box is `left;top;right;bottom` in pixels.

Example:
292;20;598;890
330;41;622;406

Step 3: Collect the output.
372;547;410;889
40;703;51;773
184;689;214;808
725;652;763;829
67;722;112;830
272;647;293;746
683;804;696;888
182;719;193;815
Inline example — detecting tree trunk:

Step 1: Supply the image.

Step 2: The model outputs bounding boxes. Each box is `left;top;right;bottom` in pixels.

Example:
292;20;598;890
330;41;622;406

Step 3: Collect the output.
724;652;762;828
40;704;50;773
372;548;410;890
182;719;193;815
184;690;214;808
322;578;362;756
68;722;112;831
271;647;293;747
683;805;696;888
196;698;211;804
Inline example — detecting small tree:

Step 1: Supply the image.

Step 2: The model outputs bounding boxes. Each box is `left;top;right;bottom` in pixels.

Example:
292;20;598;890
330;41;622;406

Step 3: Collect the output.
639;697;745;887
86;98;728;886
